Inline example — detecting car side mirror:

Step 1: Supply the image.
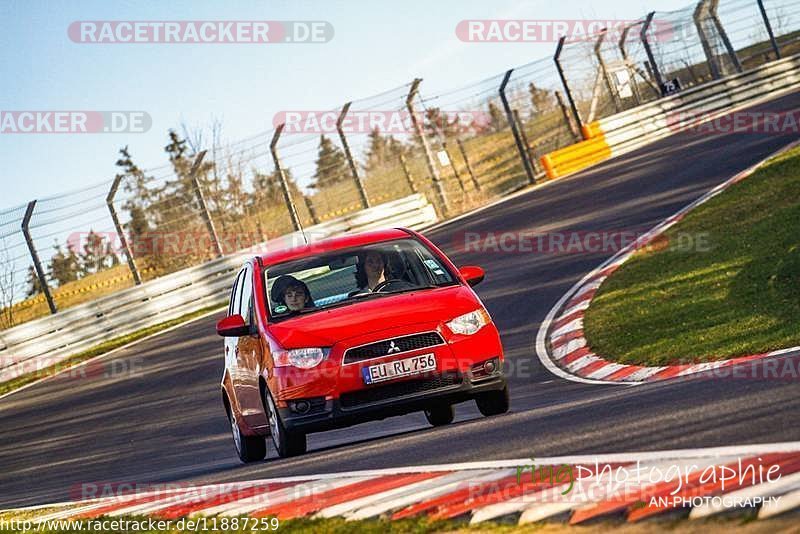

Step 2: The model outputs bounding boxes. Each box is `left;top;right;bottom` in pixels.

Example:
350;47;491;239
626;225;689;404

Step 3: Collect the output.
216;314;250;337
459;265;485;287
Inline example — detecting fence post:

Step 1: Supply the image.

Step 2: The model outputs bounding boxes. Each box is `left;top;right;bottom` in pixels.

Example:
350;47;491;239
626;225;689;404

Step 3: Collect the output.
107;175;142;285
398;153;418;193
303;196;319;225
641;12;666;90
513;109;540;175
456;139;481;191
709;0;742;72
499;69;537;184
619;23;643;105
757;0;781;59
337;102;371;209
189;151;223;258
406;78;449;214
594;29;622;113
554;37;585;138
270;124;303;232
555;90;580;141
21;200;57;314
694;0;722;79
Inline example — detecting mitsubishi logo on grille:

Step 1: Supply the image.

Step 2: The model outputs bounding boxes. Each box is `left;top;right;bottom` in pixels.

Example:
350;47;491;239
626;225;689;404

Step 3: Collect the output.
387;341;401;354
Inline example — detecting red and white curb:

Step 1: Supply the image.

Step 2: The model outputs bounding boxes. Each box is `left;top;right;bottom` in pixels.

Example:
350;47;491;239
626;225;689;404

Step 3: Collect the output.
536;140;800;385
6;442;800;525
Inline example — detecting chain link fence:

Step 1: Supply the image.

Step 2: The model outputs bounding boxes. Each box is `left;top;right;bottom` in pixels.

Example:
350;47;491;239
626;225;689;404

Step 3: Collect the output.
2;0;798;329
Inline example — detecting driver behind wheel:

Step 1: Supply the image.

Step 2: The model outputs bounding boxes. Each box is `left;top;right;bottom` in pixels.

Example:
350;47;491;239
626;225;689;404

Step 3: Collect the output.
355;250;391;292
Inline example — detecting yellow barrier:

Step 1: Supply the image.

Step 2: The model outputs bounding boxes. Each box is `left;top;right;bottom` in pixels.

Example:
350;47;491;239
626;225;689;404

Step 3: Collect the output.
539;122;610;179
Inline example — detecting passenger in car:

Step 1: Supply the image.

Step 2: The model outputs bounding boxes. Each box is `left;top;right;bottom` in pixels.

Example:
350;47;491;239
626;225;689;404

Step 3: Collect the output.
271;275;314;312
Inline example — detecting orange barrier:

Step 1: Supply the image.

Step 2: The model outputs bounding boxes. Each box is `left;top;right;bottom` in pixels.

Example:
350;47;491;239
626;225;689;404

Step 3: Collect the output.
581;121;603;139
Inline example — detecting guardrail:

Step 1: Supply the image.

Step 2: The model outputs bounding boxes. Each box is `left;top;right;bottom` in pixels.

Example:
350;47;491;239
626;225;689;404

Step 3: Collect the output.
540;52;800;178
0;194;437;383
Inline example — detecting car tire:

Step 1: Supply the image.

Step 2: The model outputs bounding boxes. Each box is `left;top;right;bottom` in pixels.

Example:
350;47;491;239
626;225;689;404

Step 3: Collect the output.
475;385;510;416
228;408;267;463
264;390;307;458
424;404;455;426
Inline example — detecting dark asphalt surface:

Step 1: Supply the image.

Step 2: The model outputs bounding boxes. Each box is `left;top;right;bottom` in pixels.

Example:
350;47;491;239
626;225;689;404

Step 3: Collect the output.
2;92;799;508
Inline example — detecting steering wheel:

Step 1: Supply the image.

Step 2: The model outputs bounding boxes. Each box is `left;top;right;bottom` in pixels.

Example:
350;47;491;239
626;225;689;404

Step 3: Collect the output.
372;278;415;293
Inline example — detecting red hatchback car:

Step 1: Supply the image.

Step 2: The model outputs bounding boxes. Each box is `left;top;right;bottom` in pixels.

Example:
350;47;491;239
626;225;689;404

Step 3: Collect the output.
217;227;508;462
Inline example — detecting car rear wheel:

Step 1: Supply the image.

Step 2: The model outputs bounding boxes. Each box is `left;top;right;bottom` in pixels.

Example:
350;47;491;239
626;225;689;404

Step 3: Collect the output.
424;404;455;426
264;390;307;458
228;408;267;463
475;385;510;416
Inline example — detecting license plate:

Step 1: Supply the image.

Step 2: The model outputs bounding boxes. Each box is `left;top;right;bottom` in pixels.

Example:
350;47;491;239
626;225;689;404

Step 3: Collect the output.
362;353;437;384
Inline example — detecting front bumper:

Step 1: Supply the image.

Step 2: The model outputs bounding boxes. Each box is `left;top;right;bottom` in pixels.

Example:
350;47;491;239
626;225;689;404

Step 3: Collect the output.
277;371;507;434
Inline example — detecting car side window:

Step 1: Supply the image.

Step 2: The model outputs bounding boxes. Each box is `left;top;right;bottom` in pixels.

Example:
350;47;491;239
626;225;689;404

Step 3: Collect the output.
230;269;244;317
239;265;254;325
227;272;239;316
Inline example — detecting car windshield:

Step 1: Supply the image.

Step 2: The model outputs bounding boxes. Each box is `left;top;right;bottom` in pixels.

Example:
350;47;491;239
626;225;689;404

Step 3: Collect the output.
264;238;457;320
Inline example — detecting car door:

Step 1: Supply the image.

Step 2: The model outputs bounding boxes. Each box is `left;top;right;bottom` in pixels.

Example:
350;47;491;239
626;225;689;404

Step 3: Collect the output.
223;269;244;378
232;263;268;431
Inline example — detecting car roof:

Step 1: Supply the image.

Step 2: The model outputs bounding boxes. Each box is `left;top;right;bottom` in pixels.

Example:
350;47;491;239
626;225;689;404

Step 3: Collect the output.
257;227;413;267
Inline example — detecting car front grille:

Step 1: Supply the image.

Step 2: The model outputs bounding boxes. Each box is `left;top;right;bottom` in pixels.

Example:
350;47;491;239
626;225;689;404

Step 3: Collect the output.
343;332;444;364
339;372;462;409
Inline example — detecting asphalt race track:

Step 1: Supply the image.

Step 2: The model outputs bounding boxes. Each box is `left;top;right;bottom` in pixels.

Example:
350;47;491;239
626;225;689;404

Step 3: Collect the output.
2;91;799;508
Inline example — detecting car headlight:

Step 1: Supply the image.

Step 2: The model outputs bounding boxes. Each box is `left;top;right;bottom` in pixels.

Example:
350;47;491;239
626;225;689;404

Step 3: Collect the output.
274;348;329;369
446;308;491;335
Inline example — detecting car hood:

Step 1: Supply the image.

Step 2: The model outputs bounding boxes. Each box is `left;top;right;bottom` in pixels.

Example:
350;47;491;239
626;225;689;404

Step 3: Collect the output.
267;285;481;349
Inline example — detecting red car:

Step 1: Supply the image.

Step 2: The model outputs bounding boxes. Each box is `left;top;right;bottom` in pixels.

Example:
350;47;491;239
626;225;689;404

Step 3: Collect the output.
217;227;508;462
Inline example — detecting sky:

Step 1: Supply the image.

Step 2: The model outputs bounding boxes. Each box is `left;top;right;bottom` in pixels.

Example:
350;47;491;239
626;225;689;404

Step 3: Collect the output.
0;0;692;210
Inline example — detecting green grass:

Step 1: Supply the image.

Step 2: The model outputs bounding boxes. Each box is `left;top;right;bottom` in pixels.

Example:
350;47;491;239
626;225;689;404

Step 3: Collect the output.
583;146;800;366
0;304;225;397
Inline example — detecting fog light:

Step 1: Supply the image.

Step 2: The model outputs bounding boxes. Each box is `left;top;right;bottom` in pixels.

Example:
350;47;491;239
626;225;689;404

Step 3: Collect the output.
294;400;311;414
288;396;326;415
471;358;499;378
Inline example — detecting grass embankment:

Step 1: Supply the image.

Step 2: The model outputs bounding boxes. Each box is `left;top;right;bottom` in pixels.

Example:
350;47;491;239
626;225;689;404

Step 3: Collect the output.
0;304;224;396
583;146;800;366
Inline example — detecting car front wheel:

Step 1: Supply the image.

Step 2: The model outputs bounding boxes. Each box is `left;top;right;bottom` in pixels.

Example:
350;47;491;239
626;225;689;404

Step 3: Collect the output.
424;404;455;426
228;408;267;463
475;385;510;416
264;390;307;458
